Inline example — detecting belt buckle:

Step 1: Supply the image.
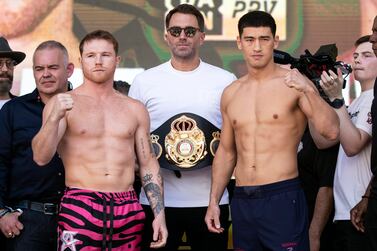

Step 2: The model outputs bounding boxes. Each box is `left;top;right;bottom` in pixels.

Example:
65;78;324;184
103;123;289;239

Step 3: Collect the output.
43;203;57;215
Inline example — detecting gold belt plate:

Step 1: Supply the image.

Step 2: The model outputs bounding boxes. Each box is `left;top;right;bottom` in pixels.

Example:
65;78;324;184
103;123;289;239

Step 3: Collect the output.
165;115;207;168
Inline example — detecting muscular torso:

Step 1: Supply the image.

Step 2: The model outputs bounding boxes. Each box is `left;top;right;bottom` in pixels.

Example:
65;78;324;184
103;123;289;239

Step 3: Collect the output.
227;72;307;186
58;91;137;192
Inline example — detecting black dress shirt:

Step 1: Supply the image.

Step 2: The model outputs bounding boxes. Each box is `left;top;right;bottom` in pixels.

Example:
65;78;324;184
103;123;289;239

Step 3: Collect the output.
0;89;65;208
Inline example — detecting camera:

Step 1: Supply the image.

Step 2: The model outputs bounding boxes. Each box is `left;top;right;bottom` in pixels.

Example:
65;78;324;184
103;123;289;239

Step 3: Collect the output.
274;44;352;99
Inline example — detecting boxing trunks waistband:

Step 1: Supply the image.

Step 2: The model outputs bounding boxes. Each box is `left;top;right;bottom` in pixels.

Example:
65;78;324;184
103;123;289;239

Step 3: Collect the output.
233;177;302;199
150;112;220;171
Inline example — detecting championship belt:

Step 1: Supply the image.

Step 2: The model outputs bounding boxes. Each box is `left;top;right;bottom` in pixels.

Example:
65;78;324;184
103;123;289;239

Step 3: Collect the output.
151;113;221;171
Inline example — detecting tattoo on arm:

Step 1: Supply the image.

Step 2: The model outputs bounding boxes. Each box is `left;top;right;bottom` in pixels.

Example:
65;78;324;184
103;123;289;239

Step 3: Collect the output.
142;173;153;184
140;137;147;159
142;173;164;216
140;135;156;159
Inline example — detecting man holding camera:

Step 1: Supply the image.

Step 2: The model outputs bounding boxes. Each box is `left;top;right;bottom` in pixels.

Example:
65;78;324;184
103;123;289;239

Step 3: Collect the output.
350;15;377;251
320;35;376;251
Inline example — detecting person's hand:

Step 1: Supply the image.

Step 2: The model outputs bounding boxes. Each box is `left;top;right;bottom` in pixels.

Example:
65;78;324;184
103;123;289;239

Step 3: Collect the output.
50;93;74;121
0;211;23;238
150;212;168;248
284;69;315;93
205;204;224;233
319;68;344;101
350;197;369;232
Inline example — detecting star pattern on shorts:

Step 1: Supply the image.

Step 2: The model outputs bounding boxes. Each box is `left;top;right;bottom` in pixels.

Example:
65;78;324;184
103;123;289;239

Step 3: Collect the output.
61;230;79;251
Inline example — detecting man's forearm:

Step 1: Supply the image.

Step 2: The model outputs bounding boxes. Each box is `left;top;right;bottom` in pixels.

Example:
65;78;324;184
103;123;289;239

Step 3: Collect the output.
310;187;333;237
309;122;339;149
209;150;236;205
141;168;164;217
209;170;233;205
304;90;339;141
336;106;371;156
32;118;61;166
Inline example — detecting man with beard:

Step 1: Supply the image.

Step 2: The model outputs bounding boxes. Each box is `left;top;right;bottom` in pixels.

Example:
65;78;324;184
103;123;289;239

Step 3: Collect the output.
0;37;25;109
0;40;72;250
32;30;167;250
129;4;236;250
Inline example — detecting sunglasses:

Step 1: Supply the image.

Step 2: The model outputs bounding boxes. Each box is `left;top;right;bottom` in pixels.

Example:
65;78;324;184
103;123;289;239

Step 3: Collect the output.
167;26;201;38
0;60;16;69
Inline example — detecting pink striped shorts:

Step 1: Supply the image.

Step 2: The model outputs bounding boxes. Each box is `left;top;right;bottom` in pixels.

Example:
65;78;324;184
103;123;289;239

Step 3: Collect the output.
58;187;145;251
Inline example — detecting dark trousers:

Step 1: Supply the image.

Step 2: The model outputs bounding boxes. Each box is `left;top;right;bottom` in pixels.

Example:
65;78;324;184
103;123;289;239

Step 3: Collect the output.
141;205;230;251
231;179;309;251
5;209;58;251
319;221;336;251
365;196;377;251
333;220;369;251
0;235;5;250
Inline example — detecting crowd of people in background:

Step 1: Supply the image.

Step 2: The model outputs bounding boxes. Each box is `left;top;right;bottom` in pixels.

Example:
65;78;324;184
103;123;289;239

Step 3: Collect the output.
0;3;376;251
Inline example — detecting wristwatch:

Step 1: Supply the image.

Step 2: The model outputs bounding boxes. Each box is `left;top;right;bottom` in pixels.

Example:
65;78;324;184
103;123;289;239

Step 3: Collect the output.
331;98;344;109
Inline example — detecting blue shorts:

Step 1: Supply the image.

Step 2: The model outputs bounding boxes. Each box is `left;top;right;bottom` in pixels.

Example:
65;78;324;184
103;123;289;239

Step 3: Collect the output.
231;177;309;251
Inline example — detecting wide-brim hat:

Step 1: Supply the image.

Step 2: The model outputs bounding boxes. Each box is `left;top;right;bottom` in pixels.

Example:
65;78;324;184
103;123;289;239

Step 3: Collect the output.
0;37;26;65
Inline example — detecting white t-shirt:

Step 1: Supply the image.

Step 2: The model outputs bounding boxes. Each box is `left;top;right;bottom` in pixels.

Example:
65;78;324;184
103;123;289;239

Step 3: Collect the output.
333;89;374;221
0;99;10;109
129;60;236;207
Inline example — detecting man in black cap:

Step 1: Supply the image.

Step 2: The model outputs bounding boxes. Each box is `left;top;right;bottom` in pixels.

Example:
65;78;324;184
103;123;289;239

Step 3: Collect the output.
0;40;73;250
0;37;25;109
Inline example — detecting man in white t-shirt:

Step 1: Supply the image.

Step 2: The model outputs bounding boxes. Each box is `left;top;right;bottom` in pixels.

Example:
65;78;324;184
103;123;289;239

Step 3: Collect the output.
319;35;377;251
129;4;236;251
0;37;25;109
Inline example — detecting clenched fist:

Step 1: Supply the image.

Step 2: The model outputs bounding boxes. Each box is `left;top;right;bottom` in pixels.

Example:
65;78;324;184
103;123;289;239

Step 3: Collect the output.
50;93;74;121
284;69;314;93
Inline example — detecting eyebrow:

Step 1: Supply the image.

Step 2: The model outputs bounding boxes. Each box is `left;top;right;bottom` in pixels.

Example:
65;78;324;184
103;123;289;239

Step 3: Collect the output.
34;64;60;68
353;51;374;56
243;35;271;39
84;51;114;55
